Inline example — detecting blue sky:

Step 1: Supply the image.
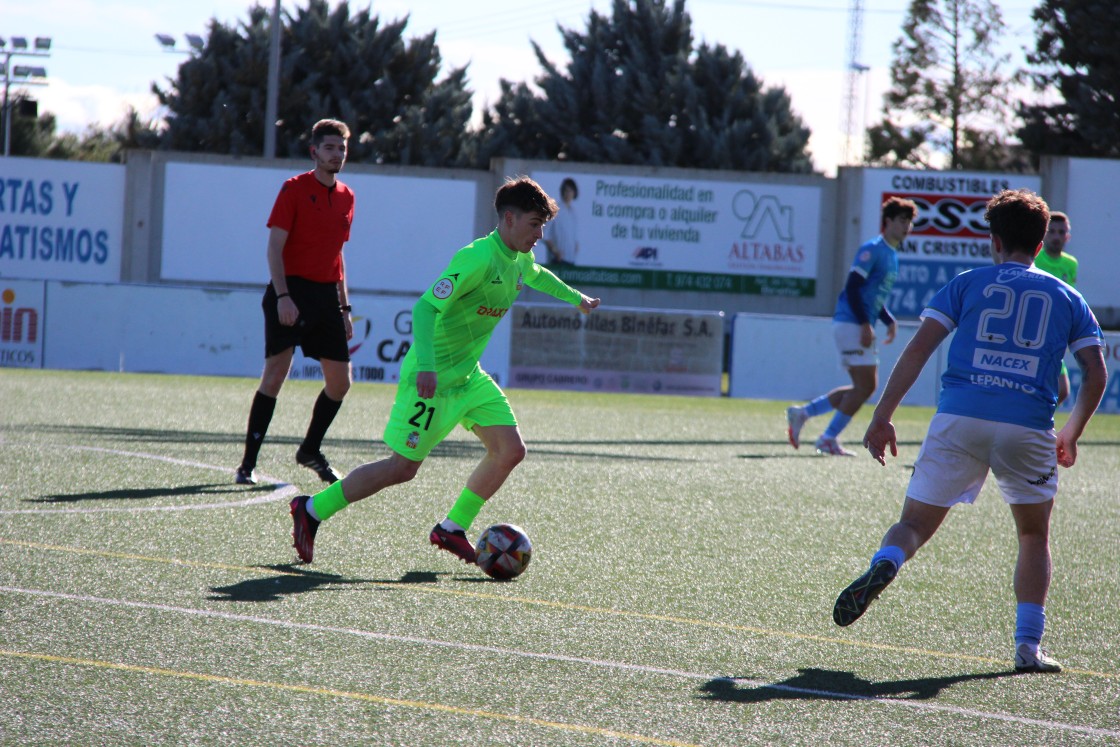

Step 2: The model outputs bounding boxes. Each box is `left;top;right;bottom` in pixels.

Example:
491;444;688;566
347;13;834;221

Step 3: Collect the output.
3;0;1038;174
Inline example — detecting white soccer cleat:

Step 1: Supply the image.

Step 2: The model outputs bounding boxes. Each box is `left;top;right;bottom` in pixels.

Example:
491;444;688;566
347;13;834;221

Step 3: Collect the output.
786;406;809;449
1015;644;1062;673
815;435;855;457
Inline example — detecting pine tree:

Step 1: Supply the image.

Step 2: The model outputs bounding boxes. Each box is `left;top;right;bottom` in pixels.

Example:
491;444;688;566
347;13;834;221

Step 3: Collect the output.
473;0;811;172
865;0;1023;170
1018;0;1120;160
154;0;475;164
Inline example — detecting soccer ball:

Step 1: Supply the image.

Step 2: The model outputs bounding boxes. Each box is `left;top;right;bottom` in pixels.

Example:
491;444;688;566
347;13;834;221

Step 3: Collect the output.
475;523;532;580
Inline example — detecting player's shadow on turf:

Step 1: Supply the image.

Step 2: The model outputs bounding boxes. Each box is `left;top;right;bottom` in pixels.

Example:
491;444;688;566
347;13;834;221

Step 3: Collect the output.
699;667;1015;703
208;565;374;602
30;483;275;503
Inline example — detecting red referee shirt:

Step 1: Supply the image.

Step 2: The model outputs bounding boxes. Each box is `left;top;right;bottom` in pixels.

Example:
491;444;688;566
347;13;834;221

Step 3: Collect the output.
267;171;355;283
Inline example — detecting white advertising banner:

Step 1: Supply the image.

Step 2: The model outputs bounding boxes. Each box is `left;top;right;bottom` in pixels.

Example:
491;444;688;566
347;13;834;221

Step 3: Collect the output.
860;170;1042;318
509;303;724;396
0;157;125;282
531;170;822;297
0;279;45;368
160;162;478;293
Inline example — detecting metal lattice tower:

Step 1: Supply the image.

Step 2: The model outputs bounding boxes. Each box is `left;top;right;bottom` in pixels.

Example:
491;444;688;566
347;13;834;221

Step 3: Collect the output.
840;0;865;165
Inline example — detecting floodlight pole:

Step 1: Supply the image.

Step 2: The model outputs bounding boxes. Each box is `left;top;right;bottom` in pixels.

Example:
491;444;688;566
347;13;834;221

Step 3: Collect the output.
2;38;52;157
263;0;281;158
2;51;10;157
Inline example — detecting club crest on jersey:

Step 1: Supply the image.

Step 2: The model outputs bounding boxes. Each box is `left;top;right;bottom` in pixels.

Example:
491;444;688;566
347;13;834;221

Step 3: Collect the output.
406;431;420;449
516;274;524;291
432;278;454;299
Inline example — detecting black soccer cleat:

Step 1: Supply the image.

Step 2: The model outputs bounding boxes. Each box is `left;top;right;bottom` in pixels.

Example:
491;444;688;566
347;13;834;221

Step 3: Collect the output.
290;495;320;563
235;465;257;485
296;447;341;484
833;559;898;626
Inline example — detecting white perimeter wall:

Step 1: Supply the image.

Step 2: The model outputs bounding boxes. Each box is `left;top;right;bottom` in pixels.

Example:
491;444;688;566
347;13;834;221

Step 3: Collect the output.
5;281;1119;415
21;281;509;385
728;312;1120;414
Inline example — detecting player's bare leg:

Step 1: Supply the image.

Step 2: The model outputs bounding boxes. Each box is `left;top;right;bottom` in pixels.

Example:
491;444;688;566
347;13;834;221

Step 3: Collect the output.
431;425;527;564
1010;501;1061;672
291;453;420;563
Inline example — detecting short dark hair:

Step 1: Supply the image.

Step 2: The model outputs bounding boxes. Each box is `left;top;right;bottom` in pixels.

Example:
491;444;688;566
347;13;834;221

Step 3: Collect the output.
984;189;1050;253
880;196;917;227
311;118;350;144
560;177;579;199
494;176;558;220
1048;210;1070;226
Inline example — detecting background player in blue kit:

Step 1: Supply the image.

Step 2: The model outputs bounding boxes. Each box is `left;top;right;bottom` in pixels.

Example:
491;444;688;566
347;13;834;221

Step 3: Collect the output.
831;189;1107;673
787;197;917;456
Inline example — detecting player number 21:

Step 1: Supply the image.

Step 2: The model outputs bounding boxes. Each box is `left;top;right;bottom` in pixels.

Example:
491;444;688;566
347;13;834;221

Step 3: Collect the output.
409;401;436;430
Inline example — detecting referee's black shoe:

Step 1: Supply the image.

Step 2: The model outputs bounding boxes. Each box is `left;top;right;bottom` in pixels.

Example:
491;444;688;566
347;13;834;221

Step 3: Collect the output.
296;447;341;484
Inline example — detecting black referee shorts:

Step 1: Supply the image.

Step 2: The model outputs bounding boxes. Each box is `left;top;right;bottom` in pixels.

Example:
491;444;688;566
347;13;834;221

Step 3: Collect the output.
262;277;350;362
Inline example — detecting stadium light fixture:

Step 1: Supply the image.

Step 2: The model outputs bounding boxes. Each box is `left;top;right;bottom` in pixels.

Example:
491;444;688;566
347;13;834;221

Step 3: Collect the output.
1;32;51;157
157;33;205;55
13;66;47;79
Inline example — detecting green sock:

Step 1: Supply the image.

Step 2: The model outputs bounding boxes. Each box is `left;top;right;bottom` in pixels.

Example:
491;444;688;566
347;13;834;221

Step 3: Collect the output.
446;488;487;531
310;480;349;522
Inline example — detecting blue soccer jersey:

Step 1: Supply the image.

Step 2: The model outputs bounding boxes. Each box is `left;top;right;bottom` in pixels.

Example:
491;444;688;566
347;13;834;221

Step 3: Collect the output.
921;262;1102;429
833;236;899;324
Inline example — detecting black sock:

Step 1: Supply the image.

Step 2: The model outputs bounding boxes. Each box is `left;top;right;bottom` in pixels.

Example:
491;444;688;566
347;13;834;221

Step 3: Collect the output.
241;391;277;469
301;390;343;454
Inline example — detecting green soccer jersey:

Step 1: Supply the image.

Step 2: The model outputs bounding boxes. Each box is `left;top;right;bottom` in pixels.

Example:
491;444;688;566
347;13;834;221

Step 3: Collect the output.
403;230;583;387
1034;250;1078;285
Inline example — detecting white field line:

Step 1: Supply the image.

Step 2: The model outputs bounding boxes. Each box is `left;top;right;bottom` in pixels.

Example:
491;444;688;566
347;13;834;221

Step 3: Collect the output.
1;445;295;514
2;585;1117;740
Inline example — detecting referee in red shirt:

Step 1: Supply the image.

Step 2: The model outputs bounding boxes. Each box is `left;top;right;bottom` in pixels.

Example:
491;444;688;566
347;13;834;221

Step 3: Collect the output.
236;119;355;485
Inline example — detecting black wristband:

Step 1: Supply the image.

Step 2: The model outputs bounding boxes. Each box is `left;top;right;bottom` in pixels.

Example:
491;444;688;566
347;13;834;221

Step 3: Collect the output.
340;304;352;313
276;292;290;299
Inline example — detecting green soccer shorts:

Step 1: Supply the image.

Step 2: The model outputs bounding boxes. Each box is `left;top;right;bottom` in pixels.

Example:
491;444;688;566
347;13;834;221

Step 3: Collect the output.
383;370;517;460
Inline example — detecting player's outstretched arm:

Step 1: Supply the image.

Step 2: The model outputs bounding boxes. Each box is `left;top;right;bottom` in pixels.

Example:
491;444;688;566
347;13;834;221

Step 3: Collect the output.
1056;345;1107;468
863;318;948;465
